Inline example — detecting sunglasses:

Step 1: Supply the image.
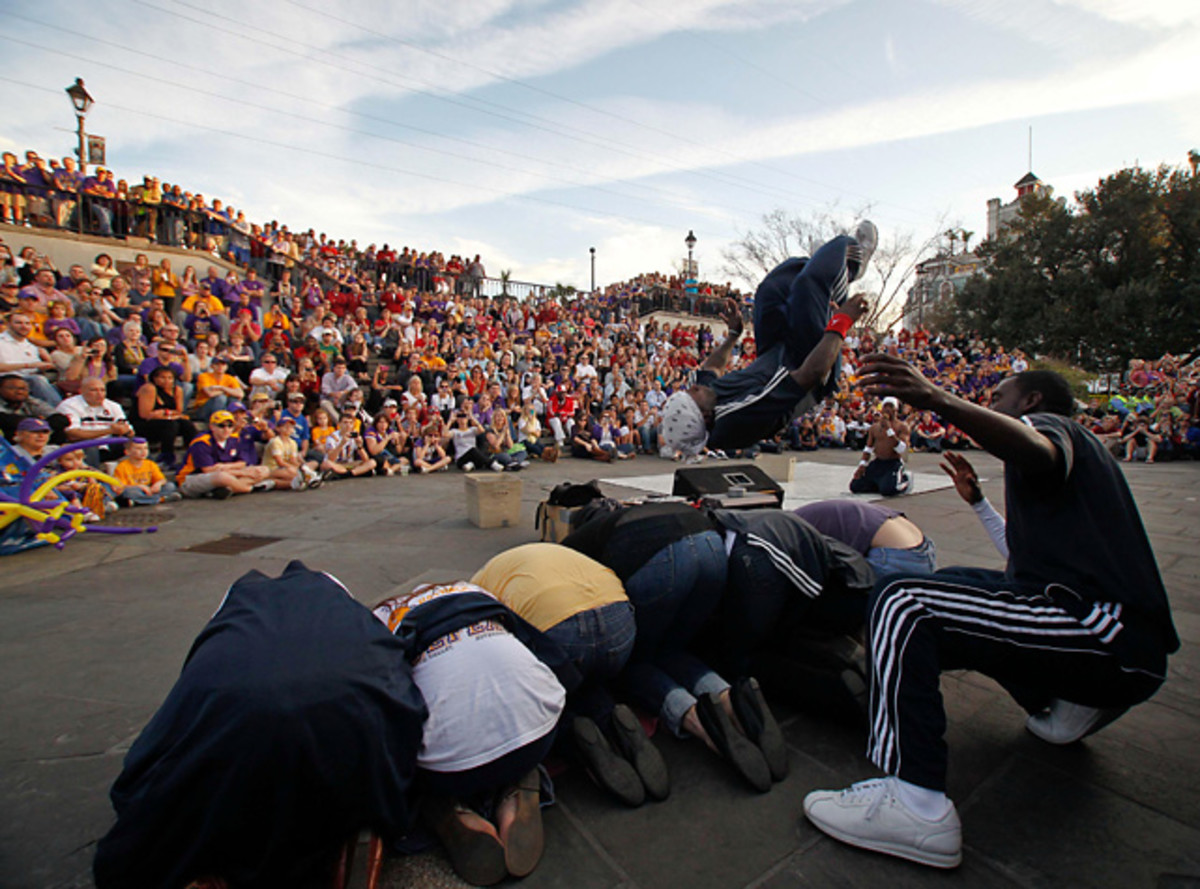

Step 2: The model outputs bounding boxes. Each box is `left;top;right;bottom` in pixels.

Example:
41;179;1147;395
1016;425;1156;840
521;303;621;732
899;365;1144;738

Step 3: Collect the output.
213;421;235;428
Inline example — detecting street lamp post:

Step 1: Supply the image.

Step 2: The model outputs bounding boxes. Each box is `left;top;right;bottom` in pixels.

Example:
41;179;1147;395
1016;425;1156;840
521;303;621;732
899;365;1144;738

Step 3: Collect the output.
589;246;596;293
64;78;94;177
685;230;697;281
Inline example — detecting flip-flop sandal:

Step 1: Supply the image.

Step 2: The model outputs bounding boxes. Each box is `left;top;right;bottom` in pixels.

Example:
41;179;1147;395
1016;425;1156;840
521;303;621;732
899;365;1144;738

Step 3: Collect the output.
425;796;507;886
497;769;544;877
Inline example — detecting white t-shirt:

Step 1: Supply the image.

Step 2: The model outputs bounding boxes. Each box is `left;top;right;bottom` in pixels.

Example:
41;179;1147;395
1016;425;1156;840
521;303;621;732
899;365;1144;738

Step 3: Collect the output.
0;332;42;377
381;583;565;772
56;395;126;431
248;366;289;398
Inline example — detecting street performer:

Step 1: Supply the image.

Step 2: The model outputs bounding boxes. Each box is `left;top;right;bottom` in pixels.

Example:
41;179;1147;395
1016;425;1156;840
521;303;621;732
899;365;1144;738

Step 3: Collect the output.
803;358;1179;870
661;223;876;455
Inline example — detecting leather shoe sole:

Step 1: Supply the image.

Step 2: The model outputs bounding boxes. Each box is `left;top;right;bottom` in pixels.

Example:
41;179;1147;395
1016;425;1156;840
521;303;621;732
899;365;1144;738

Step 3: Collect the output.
731;677;789;782
573;716;645;807
611;704;670;801
696;692;772;793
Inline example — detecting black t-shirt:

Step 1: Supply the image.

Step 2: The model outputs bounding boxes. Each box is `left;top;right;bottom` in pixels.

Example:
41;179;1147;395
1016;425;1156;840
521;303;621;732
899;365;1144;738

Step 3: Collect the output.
697;344;823;450
1006;413;1178;653
562;502;714;582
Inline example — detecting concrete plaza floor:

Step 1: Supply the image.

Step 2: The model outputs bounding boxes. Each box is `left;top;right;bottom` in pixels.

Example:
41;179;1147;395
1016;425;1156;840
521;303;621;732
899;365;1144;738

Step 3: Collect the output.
1;448;1197;888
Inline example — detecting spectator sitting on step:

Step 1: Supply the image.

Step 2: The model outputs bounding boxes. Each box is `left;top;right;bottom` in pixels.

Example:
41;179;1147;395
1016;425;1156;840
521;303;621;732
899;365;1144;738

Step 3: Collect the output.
55;377;133;466
0;373;69;444
320;412;377;480
112;437;181;506
176;410;269;499
191;355;244;422
134;365;196;471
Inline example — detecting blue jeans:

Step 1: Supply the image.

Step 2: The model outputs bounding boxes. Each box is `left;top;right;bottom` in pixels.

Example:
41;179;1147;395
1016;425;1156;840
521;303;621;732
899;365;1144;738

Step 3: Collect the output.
24;373;63;407
193;394;228;421
543;601;636;724
622;531;730;736
866;536;937;579
122;481;179;505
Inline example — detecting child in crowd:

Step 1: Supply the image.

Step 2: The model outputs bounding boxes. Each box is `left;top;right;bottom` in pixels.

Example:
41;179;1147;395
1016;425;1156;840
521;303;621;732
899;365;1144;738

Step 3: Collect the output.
55;448;120;518
113;437;182;506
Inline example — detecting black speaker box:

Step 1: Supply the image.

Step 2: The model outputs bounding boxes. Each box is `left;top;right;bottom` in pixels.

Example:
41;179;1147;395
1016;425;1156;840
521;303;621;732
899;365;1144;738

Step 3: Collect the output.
672;463;783;506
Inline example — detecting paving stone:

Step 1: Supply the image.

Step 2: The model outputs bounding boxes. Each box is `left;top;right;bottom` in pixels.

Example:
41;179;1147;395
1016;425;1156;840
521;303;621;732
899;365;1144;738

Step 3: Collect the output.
1;453;1197;887
961;756;1200;887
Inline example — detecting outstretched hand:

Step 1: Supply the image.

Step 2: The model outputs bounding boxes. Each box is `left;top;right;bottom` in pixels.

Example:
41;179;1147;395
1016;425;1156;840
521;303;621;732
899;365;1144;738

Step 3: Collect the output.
722;298;744;338
940;451;983;505
841;293;869;323
858;352;941;410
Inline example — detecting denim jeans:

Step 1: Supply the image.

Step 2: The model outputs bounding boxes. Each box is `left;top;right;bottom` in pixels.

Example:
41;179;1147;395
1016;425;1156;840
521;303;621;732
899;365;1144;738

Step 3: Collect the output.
122;481;179;505
621;531;730;736
544;600;635;676
866;536;937;579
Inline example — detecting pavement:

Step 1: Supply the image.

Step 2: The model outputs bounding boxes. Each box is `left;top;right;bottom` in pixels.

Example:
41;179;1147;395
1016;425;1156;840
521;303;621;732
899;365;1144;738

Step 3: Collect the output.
1;448;1197;889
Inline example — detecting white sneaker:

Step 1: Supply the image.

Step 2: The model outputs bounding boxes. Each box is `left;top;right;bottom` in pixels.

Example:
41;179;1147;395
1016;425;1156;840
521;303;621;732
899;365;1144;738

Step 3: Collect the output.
490;461;505;472
1026;699;1128;745
848;220;878;283
803;777;962;869
462;462;475;472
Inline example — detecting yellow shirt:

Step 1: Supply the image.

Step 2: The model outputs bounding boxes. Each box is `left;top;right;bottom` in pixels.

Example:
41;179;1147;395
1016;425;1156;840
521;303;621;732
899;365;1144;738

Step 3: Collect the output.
113;457;166;489
181;293;225;316
263;435;298;471
470;543;626;631
193;372;242;408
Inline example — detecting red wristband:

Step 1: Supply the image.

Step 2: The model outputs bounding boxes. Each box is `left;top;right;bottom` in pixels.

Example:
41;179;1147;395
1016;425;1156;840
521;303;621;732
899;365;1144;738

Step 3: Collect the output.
825;312;855;338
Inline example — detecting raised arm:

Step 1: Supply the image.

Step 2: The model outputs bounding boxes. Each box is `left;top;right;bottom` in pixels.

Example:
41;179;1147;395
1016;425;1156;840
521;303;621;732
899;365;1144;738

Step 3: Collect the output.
858;352;1059;477
699;299;744;373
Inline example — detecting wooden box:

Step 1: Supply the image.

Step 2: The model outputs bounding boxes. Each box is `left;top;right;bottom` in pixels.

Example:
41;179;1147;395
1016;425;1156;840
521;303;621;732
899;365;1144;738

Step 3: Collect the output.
465;475;523;528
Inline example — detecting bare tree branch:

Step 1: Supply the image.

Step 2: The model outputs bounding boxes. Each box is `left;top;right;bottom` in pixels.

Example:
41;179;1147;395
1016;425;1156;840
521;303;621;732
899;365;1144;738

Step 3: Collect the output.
721;205;946;331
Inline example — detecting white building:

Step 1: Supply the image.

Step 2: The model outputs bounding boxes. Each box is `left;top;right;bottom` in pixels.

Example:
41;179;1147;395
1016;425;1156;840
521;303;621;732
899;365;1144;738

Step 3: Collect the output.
902;171;1054;330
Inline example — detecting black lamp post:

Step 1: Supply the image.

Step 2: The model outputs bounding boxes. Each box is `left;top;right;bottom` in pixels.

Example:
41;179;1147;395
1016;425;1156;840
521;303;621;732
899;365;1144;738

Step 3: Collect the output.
685;230;697;281
589;246;596;293
65;78;94;176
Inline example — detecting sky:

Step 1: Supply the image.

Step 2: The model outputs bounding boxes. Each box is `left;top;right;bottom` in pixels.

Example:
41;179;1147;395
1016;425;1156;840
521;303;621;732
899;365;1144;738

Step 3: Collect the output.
1;0;1198;293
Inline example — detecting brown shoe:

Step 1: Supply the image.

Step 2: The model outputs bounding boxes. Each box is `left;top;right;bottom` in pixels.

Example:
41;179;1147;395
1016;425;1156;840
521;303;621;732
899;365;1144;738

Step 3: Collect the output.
496;769;544;877
424;795;507;886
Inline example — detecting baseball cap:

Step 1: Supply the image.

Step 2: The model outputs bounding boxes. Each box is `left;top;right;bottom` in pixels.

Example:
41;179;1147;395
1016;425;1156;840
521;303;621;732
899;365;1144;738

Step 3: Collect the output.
210;410;235;425
382;398;398;408
17;417;50;433
227;401;248;413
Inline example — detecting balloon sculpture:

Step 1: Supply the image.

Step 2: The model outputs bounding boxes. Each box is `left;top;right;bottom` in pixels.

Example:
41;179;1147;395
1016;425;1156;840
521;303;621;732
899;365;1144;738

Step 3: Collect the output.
0;436;157;553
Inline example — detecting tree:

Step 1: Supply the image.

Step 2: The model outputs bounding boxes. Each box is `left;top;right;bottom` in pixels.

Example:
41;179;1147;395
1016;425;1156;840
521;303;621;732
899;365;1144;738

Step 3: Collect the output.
720;206;944;331
951;154;1200;371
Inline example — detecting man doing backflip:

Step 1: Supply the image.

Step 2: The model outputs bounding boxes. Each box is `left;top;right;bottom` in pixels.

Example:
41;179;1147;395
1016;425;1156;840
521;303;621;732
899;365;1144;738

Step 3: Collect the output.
803;356;1179;869
661;223;876;456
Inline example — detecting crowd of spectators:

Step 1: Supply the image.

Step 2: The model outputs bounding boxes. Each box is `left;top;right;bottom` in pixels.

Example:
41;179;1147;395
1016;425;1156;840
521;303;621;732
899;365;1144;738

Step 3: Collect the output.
3;144;1200;510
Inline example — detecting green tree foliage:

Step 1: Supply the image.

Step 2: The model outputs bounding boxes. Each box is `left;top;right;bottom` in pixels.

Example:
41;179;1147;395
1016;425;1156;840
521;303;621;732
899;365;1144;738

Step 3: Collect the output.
953;153;1200;371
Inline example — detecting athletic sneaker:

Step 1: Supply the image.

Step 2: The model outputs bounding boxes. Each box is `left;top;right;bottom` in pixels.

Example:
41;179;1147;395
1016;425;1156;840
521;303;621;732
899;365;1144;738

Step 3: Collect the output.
847;220;878;283
1026;699;1129;745
803;777;961;869
490;461;505;472
252;480;275;492
461;462;475;472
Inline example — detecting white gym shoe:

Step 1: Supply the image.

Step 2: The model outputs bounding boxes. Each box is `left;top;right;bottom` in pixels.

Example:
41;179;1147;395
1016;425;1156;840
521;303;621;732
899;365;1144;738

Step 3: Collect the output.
848;220;878;283
1025;699;1128;745
803;777;962;869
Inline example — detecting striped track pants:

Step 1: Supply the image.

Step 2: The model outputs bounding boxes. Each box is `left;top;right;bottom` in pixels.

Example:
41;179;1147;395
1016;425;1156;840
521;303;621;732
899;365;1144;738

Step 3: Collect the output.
866;568;1165;791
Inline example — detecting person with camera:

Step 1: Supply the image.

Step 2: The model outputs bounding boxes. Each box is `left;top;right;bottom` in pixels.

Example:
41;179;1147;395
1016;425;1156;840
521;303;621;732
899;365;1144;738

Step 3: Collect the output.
320;412;378;480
